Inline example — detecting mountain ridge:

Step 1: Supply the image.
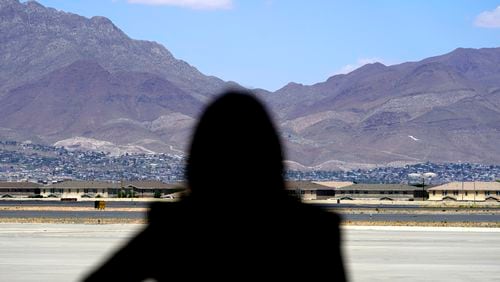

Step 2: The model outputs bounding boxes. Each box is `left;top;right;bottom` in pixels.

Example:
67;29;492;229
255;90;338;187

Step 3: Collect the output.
263;46;500;168
1;0;500;169
0;0;228;99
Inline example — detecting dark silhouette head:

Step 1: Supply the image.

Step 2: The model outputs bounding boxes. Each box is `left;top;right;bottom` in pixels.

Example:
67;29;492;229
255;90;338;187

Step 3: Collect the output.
186;90;285;200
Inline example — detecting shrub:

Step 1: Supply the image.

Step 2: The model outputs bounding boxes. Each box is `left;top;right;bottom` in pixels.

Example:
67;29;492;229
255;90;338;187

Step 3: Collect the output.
154;191;161;198
117;190;127;198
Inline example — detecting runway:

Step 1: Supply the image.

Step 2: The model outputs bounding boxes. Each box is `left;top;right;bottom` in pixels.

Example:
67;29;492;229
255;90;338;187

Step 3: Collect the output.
0;224;499;281
342;226;500;281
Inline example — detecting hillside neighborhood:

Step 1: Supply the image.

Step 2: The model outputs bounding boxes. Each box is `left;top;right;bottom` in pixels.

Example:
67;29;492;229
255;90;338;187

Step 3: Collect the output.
1;141;499;185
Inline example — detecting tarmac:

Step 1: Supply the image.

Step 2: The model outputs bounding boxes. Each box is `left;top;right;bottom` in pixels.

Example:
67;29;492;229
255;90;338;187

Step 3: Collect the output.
0;224;499;281
343;226;500;281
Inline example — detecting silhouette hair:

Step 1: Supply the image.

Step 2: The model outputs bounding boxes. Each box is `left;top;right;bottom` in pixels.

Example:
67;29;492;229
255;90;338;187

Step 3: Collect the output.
186;91;285;199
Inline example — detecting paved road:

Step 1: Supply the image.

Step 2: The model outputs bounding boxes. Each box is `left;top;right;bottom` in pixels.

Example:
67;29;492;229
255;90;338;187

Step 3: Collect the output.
0;210;146;219
2;210;500;222
0;224;499;281
0;200;150;208
4;200;500;210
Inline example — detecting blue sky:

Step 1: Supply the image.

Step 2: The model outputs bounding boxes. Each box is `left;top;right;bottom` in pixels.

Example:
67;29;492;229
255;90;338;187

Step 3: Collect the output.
35;0;500;91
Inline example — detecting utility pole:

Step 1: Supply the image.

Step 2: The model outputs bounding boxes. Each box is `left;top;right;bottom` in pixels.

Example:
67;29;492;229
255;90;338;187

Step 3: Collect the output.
459;161;464;201
408;172;436;201
422;177;425;201
461;162;464;201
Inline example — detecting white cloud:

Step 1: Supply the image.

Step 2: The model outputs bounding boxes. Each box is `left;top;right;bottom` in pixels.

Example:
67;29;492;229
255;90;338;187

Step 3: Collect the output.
127;0;232;10
474;6;500;28
335;58;385;75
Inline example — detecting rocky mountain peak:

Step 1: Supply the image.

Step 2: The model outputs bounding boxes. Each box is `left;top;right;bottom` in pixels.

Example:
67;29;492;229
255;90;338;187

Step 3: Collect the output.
90;16;124;35
0;0;228;99
350;62;387;76
25;0;44;10
0;0;20;8
280;82;304;91
90;16;113;25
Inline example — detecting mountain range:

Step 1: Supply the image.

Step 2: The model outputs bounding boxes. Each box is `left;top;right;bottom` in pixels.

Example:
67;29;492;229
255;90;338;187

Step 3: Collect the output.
1;0;499;169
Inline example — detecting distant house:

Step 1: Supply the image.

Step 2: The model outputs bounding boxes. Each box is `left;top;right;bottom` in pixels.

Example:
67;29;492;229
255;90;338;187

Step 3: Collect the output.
428;182;500;202
125;181;184;198
333;184;425;201
285;181;353;200
0;182;41;198
41;181;120;198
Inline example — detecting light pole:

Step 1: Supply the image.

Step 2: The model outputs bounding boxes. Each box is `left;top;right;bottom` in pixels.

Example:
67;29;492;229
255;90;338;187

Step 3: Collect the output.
460;161;464;201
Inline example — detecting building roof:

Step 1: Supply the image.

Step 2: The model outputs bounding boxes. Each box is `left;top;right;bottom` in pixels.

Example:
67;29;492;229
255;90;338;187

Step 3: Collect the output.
428;182;500;191
312;181;353;188
285;181;333;190
43;180;183;190
125;181;180;189
45;181;120;189
336;184;422;191
0;182;41;189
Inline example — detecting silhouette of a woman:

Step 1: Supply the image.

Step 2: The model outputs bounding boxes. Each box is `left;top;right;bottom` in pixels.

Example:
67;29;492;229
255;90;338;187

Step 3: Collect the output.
84;90;345;281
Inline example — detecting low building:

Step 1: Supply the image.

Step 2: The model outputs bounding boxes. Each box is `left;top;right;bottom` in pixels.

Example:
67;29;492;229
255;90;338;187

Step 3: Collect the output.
41;181;119;198
0;182;41;198
126;181;184;198
428;182;500;202
286;181;330;200
40;180;184;198
333;184;425;201
285;181;354;200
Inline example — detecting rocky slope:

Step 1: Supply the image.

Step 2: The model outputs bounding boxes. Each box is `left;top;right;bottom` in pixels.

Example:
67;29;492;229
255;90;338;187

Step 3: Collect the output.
264;47;500;168
0;0;227;99
1;0;500;168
